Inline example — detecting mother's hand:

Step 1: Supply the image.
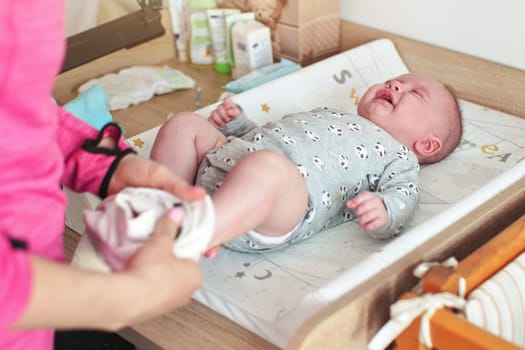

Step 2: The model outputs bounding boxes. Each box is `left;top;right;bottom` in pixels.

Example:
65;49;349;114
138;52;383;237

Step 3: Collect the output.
108;153;206;201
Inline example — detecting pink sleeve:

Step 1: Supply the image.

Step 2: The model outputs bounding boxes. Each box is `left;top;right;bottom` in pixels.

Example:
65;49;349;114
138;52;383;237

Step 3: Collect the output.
0;0;135;337
56;106;135;197
0;239;32;329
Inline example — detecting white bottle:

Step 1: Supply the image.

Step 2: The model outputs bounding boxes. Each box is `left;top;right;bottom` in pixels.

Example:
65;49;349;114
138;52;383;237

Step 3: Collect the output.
189;11;214;65
168;0;189;62
231;20;273;78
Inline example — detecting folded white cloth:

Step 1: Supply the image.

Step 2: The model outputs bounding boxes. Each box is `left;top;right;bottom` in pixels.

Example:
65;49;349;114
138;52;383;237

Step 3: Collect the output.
78;66;195;111
83;187;214;271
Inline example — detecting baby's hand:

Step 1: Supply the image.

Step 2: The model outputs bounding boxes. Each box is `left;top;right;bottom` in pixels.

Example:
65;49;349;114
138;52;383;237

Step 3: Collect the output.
208;97;242;128
346;191;388;233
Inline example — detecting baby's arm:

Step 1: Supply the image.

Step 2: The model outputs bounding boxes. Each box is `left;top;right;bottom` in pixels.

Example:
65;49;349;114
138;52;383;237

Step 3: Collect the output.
346;191;388;233
349;156;419;239
208;97;242;128
208;97;258;137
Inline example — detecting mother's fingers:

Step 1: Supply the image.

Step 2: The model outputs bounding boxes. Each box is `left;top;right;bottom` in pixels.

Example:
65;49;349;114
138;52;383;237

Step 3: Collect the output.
145;162;207;201
153;207;185;241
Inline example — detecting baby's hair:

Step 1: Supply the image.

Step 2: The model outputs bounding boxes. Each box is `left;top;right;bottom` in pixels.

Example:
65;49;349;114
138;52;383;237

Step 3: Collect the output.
423;84;463;164
443;84;463;154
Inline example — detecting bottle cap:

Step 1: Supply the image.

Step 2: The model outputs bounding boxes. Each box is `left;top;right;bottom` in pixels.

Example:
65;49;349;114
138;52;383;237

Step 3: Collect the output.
189;0;216;8
214;62;231;74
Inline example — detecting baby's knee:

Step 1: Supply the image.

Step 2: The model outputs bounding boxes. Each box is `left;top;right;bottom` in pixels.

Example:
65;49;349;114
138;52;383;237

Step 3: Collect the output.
161;112;202;132
243;150;296;173
162;112;203;129
246;149;283;163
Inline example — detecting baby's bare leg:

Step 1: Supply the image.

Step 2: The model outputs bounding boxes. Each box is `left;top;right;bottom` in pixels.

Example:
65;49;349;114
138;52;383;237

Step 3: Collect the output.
209;150;309;247
151;112;228;183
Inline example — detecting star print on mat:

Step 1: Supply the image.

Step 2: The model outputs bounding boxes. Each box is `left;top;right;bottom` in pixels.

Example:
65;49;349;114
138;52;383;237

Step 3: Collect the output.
261;103;270;113
132;138;144;148
350;87;360;105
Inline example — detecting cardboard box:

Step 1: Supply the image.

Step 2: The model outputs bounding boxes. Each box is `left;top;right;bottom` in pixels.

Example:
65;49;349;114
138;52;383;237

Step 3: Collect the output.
277;0;340;64
279;0;339;27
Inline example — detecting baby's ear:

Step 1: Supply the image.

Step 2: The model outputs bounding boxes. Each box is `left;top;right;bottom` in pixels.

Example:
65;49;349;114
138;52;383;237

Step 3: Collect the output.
413;135;442;157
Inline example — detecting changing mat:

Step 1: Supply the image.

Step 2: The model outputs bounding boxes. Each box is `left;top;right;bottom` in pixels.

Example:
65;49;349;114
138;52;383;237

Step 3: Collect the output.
73;39;525;348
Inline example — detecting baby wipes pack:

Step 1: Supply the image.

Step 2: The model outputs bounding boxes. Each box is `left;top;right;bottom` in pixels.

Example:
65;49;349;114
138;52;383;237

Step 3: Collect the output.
231;20;273;78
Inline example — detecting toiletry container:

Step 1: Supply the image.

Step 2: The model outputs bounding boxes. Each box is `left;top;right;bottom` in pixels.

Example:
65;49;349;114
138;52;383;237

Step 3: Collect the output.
231;20;273;78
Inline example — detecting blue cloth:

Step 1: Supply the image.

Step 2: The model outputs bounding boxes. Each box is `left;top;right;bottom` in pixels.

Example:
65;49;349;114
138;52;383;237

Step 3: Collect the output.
224;59;301;93
63;84;113;129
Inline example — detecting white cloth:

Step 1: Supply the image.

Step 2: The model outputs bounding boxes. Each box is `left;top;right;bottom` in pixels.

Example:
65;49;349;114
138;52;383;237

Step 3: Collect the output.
83;187;214;271
78;66;195;110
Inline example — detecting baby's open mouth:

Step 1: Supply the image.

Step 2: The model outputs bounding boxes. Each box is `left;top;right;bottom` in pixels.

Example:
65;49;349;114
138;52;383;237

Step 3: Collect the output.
375;90;394;106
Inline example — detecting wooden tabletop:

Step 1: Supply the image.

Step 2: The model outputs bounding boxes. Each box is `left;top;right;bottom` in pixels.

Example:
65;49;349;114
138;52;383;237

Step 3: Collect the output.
112;63;231;136
56;61;231;137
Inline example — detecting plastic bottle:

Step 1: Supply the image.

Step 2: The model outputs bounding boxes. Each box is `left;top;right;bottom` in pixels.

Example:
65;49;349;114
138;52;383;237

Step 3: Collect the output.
188;0;216;65
168;0;189;62
206;8;240;74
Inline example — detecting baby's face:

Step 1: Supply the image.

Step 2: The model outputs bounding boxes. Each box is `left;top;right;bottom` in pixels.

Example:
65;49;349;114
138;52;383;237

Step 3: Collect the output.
357;74;452;150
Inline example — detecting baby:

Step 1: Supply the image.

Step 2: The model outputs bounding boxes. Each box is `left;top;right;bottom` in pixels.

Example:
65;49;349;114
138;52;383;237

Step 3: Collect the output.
151;73;462;253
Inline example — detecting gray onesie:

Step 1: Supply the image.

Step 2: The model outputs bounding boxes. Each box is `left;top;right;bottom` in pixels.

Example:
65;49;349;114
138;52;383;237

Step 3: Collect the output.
196;107;420;252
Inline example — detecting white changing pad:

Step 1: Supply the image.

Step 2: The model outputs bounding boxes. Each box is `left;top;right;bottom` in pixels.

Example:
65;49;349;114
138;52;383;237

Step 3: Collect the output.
74;39;525;348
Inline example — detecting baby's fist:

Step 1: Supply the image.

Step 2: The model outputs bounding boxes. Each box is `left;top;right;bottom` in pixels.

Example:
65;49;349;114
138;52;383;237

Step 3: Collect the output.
346;191;388;233
208;98;241;128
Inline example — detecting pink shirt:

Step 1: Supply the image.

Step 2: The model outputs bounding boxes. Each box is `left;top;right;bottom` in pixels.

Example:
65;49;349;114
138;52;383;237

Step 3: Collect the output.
0;2;130;349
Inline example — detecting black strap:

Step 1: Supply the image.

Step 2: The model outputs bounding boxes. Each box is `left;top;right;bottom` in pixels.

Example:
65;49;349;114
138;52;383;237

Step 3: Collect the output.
9;238;28;250
82;123;137;198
